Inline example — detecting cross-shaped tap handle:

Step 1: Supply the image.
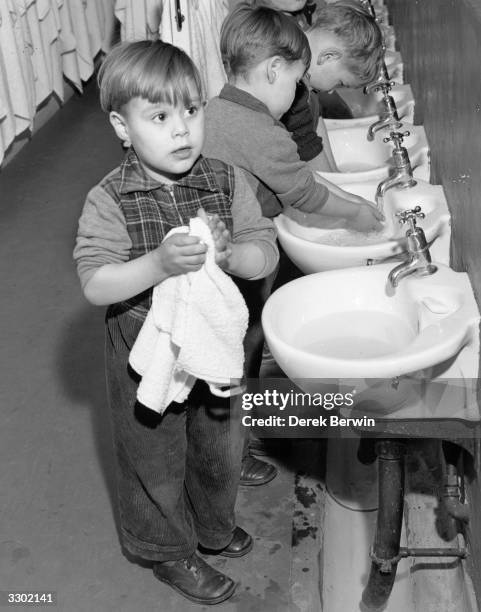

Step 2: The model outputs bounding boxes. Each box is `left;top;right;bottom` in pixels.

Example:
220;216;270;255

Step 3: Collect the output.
396;206;425;225
383;130;411;145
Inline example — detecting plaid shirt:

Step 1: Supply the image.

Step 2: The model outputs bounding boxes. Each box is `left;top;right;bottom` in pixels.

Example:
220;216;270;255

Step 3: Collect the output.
103;149;235;318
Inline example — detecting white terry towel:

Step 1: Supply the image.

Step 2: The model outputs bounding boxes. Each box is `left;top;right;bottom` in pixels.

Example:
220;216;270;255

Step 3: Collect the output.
129;216;249;414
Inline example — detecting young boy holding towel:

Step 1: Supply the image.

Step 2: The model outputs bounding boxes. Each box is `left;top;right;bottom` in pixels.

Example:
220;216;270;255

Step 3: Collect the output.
73;40;278;605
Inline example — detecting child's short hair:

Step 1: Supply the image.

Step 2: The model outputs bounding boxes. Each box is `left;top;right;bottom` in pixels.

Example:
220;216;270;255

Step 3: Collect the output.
98;40;203;113
220;3;311;79
308;1;384;84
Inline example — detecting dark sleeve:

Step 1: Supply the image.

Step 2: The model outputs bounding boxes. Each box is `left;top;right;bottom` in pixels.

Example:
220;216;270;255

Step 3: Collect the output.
316;89;354;120
280;82;324;162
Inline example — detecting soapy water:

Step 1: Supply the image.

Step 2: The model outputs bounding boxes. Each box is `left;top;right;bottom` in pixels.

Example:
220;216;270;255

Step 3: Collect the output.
308;225;394;246
288;212;402;247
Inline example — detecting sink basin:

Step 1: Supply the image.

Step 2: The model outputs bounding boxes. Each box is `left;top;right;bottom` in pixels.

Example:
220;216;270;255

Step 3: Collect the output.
276;179;450;273
321;123;428;183
319;123;429;184
262;263;479;383
325;84;414;130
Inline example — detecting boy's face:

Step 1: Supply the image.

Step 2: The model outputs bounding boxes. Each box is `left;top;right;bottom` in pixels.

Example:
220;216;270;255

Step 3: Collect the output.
110;93;204;183
305;30;363;92
307;59;361;92
265;59;307;119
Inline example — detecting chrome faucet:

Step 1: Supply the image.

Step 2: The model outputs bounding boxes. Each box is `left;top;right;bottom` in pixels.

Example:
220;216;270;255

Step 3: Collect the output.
375;131;417;211
365;80;402;141
360;0;402;141
388;206;437;288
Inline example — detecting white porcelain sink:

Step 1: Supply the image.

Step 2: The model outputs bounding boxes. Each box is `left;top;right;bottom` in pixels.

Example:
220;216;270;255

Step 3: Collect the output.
319;123;429;184
276;179;450;273
262;263;479;383
325;84;413;130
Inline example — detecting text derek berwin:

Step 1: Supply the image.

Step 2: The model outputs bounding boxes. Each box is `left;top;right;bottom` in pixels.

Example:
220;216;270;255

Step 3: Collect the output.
240;389;376;428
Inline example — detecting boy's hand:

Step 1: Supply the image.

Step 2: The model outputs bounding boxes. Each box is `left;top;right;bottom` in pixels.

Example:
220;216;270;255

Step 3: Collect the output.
346;199;385;233
155;232;207;277
197;209;233;269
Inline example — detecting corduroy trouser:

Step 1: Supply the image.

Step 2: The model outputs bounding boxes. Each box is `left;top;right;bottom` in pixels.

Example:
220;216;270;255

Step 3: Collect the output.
105;308;244;562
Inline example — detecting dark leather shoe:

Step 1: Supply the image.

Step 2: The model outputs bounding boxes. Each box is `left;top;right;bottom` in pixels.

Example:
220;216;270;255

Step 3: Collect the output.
220;526;253;558
198;526;253;558
240;454;278;486
153;553;236;605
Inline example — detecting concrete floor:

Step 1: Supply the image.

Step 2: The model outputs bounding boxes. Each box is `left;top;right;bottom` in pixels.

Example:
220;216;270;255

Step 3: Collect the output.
0;81;327;612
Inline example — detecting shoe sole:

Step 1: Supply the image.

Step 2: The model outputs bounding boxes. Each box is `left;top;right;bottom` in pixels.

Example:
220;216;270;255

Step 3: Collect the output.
239;468;278;487
154;574;236;605
219;537;254;558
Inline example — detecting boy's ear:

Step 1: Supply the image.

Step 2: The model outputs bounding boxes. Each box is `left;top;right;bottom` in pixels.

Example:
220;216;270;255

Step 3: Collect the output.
266;56;283;84
317;48;343;65
109;111;130;145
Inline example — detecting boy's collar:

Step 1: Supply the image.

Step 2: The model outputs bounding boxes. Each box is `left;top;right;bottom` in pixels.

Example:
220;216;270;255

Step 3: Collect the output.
218;84;284;126
118;148;219;194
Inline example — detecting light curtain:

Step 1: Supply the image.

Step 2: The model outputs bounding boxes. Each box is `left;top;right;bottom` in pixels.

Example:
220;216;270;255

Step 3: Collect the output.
0;0;116;165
